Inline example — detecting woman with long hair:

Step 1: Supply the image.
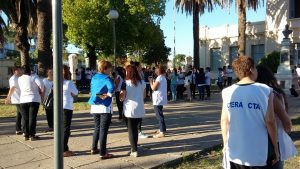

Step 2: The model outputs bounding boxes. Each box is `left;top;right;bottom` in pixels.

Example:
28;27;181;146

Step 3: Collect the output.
88;60;115;159
256;65;296;169
62;65;79;157
120;65;146;157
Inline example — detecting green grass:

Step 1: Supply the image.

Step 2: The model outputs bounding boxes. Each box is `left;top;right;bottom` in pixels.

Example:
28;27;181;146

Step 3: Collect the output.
162;117;300;169
0;94;91;118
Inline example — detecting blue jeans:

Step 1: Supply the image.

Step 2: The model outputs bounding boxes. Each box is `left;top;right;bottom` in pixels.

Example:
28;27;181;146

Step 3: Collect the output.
92;113;112;156
154;105;166;132
197;85;205;100
171;84;177;101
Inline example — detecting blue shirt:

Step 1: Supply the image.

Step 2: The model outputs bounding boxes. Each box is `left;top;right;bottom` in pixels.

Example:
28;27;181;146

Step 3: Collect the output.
88;73;115;107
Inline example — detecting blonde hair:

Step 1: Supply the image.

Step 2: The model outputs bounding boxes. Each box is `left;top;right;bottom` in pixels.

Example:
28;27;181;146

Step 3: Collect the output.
97;60;113;73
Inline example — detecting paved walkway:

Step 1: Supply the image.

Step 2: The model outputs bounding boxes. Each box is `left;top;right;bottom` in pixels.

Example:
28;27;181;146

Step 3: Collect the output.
0;94;299;169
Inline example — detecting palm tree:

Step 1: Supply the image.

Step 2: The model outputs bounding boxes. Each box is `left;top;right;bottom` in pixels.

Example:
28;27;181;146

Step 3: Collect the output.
223;0;260;56
37;0;52;76
175;0;215;68
0;14;7;47
0;0;37;66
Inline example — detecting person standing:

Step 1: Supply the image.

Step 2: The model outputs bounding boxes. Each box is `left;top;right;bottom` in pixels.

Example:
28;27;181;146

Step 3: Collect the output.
170;68;178;101
177;69;185;100
190;68;197;99
221;56;279;169
226;65;234;86
5;66;23;135
205;67;211;99
62;65;79;157
43;68;54;132
149;65;168;138
88;60;115;159
256;65;297;169
115;67;125;120
196;68;206;101
222;66;228;87
75;69;82;90
217;68;224;90
120;65;146;157
184;71;192;102
18;65;44;141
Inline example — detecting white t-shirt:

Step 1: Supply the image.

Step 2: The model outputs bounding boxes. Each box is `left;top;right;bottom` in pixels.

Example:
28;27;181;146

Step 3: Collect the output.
18;75;44;103
185;75;192;86
296;68;300;77
9;75;20;104
123;80;146;118
43;78;53;97
222;83;271;167
205;72;211;85
226;69;234;78
90;104;113;114
115;75;124;92
152;75;167;106
63;80;78;110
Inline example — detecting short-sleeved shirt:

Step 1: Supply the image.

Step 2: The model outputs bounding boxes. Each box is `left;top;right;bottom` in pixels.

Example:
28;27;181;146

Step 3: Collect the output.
9;75;20;104
205;72;211;85
123;80;146;118
43;78;53;97
152;75;167;106
18;75;44;104
63;80;78;110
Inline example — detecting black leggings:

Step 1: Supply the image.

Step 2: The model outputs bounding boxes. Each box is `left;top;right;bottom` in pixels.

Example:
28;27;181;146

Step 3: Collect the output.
64;109;73;152
125;118;142;152
20;102;40;137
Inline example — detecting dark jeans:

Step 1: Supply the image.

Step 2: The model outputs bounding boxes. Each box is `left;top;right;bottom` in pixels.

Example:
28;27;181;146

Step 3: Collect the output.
154;105;166;132
205;85;211;98
64;109;73;152
138;119;142;133
92;113;112;156
125;118;142;152
217;82;223;90
15;104;22;132
190;84;196;98
177;84;185;100
20;102;40;137
227;77;233;86
115;92;123;119
45;108;53;129
230;161;268;169
197;85;205;100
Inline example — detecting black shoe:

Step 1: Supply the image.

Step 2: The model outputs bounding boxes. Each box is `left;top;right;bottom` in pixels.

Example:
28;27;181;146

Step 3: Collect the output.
16;131;23;135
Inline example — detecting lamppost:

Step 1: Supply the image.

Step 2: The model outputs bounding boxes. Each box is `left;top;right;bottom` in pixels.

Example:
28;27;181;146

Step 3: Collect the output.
108;9;119;69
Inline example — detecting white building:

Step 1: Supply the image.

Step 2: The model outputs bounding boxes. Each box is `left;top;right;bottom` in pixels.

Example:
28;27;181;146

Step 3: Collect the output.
199;0;300;72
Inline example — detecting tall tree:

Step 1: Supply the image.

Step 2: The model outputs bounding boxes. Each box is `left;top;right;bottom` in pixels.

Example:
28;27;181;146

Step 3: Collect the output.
223;0;261;56
176;0;216;68
37;0;52;76
0;0;37;66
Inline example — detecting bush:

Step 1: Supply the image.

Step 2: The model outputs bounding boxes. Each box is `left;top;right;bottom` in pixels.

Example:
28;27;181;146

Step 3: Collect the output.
258;51;280;73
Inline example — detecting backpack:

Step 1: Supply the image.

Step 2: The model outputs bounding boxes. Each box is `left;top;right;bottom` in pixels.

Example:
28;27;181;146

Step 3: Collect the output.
43;87;54;109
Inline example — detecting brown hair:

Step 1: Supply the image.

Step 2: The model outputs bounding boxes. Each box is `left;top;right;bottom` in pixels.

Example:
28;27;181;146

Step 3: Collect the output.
63;65;71;80
232;56;254;79
125;65;141;86
156;65;166;75
98;60;113;73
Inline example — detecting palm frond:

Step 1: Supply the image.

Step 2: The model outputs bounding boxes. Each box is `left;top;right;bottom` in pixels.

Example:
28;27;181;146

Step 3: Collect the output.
175;0;220;16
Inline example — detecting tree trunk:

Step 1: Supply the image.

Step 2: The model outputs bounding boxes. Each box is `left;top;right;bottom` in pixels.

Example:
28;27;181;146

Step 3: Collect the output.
37;0;52;76
238;0;246;56
193;2;200;68
87;44;97;70
15;25;30;66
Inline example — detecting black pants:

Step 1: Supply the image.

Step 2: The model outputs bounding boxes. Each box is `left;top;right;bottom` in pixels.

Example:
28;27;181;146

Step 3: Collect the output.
45;108;53;129
205;85;211;98
125;118;142;152
177;84;185;100
115;92;123;119
64;109;73;152
92;113;112;156
230;162;268;169
227;77;233;86
138;119;142;133
20;102;40;137
154;105;166;132
217;82;223;90
190;84;196;98
15;104;23;132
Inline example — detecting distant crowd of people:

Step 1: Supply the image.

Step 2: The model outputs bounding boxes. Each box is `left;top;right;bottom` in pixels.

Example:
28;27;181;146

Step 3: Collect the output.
5;57;298;166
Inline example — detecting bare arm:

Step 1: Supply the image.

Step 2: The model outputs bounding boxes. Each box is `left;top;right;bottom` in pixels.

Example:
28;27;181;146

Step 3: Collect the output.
221;103;229;152
274;94;292;133
265;92;279;164
150;79;160;91
120;90;126;102
5;87;16;104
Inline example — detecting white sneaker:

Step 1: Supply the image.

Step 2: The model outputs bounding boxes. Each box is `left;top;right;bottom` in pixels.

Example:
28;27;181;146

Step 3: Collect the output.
138;132;149;139
130;151;139;157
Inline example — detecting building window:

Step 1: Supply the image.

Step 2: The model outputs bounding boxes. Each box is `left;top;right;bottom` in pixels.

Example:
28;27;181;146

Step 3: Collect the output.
210;48;221;71
290;0;300;19
251;44;265;64
229;46;238;64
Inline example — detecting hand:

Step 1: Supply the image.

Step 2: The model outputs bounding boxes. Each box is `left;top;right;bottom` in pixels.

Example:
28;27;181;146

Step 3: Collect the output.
148;77;153;82
5;97;11;105
283;119;292;133
100;94;108;100
272;149;280;165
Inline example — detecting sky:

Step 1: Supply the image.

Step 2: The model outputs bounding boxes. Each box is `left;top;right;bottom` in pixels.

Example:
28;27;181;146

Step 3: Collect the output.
161;0;267;59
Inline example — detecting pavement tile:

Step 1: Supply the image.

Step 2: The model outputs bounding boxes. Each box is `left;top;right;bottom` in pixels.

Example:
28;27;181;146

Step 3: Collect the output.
0;141;31;156
0;136;17;145
6;158;71;169
77;158;142;169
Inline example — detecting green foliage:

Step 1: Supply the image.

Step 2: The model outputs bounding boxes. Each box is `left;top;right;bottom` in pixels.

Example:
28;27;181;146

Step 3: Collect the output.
258;51;280;73
142;38;170;65
174;54;186;68
62;0;167;61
